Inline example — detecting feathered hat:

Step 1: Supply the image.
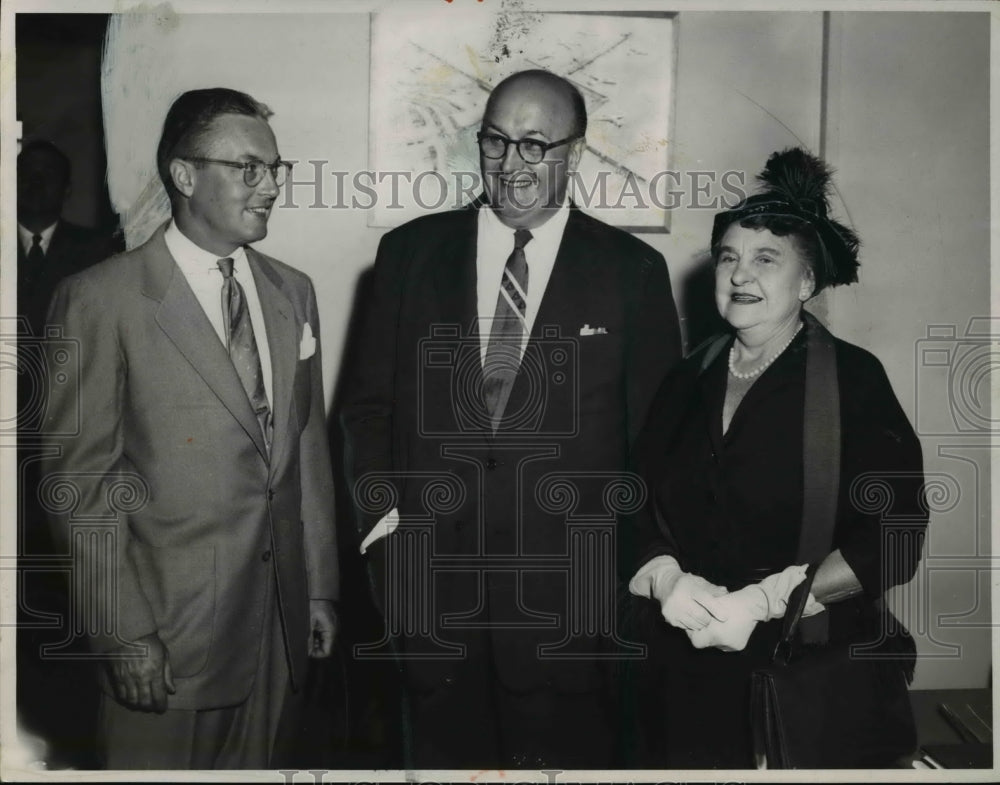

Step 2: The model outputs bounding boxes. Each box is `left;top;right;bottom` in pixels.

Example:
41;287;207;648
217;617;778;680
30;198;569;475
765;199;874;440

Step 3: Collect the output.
711;148;860;291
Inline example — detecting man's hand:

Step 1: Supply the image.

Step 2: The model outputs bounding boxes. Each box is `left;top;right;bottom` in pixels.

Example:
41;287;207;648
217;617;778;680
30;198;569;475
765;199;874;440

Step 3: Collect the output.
308;599;338;658
106;632;175;712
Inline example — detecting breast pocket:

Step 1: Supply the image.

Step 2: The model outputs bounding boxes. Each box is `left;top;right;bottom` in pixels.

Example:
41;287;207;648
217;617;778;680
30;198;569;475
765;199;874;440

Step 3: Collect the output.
128;542;216;678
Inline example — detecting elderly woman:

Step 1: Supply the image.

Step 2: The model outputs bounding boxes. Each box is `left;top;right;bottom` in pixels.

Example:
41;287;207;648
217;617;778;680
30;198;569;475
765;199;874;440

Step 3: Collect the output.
628;148;926;768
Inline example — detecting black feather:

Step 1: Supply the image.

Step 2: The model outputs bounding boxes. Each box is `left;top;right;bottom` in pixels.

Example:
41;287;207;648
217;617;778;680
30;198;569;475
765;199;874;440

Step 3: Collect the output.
756;147;834;217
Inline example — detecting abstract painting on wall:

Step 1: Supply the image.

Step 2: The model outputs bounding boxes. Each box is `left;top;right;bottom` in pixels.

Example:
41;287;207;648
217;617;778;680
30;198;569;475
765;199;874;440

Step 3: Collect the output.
369;8;676;231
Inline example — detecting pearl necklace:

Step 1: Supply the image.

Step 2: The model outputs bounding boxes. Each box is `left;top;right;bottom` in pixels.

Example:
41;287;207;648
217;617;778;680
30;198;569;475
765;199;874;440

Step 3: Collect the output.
728;323;803;380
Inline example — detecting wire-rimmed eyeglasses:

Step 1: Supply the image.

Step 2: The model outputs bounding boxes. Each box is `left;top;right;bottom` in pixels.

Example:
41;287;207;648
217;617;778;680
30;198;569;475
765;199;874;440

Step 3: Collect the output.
183;157;293;187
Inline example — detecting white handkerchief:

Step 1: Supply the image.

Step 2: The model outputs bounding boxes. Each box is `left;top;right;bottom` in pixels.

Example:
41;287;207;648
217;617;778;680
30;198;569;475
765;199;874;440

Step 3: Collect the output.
299;322;317;360
359;508;399;555
579;324;608;336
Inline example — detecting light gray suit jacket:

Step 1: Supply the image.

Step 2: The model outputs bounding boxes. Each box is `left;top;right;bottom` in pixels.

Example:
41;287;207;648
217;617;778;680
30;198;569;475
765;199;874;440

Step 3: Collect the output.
42;223;337;710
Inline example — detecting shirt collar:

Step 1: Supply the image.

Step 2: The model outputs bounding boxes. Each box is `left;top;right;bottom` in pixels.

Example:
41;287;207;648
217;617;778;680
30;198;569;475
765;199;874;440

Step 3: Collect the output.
18;220;59;254
164;219;248;275
481;199;571;250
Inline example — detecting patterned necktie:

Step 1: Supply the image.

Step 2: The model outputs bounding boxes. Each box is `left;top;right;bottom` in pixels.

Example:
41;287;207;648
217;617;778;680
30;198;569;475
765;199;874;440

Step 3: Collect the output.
482;229;532;430
217;257;272;454
27;234;44;266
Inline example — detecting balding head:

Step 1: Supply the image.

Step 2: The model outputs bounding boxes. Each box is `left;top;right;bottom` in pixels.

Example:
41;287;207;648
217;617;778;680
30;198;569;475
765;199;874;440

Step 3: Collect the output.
479;69;587;230
484;70;587;139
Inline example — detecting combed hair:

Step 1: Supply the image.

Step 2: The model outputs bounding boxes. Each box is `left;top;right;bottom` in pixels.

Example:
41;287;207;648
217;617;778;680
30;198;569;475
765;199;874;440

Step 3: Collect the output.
156;87;273;200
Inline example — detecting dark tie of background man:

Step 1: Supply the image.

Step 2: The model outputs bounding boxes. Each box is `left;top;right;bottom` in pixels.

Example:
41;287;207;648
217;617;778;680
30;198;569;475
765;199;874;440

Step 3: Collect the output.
217;257;273;453
26;233;45;267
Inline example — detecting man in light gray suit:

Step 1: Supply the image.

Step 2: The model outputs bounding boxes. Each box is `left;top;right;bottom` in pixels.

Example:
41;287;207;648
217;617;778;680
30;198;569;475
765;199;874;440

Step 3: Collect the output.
43;88;338;769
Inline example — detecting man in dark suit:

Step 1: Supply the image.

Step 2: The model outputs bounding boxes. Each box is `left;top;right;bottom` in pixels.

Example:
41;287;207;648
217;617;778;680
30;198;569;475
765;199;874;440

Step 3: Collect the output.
17;140;119;336
341;69;681;769
42;88;338;769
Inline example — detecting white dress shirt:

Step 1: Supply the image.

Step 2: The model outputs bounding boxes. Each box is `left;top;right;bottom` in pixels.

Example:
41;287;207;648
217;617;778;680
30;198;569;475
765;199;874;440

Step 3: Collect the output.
18;221;58;256
164;220;274;407
476;200;570;364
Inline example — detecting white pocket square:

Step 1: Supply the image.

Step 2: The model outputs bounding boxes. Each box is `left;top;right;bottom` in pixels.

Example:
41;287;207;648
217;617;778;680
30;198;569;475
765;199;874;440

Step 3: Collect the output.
579;324;608;336
299;322;317;360
359;508;399;555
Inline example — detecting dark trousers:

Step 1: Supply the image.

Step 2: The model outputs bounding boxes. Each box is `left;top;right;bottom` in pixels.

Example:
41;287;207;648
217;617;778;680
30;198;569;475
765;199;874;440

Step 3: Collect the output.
407;650;614;770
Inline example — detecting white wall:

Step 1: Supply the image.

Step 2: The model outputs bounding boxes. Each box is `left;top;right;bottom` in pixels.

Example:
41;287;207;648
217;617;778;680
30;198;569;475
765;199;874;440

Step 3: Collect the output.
824;11;991;690
100;8;990;689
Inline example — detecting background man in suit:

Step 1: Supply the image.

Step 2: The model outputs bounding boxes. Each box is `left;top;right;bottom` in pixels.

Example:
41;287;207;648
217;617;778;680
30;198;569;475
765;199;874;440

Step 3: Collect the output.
17;139;120;335
341;69;681;769
42;88;338;769
16;142;123;770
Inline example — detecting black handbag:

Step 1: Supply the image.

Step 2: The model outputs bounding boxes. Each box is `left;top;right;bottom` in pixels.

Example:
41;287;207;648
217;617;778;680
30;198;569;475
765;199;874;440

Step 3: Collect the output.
748;312;917;769
749;568;917;768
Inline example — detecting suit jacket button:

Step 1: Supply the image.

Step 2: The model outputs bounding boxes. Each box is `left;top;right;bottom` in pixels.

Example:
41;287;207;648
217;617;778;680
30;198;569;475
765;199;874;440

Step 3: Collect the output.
267;489;275;501
443;676;455;686
262;550;272;562
486;458;497;470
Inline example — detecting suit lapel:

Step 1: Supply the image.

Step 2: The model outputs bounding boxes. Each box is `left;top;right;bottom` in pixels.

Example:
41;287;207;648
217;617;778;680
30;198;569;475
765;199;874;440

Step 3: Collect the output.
46;221;68;263
433;205;480;336
529;207;596;341
247;248;298;473
140;225;269;462
434;205;491;433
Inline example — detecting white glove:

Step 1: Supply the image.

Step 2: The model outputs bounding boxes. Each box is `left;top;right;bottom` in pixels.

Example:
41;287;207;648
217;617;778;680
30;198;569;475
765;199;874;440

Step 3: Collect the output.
687;588;765;651
687;567;825;652
754;564;826;621
629;555;728;631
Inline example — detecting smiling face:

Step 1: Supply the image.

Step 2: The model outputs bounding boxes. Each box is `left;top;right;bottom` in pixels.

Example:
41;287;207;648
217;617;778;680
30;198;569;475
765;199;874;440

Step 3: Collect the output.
714;223;815;337
480;75;583;230
170;113;280;256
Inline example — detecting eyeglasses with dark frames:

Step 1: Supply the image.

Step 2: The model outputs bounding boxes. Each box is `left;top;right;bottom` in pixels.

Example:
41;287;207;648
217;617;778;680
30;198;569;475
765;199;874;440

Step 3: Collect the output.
476;132;582;165
183;157;293;187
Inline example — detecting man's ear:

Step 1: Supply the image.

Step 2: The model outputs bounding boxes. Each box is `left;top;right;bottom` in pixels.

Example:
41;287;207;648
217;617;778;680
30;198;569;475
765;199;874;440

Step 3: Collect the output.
169;158;196;198
567;137;585;171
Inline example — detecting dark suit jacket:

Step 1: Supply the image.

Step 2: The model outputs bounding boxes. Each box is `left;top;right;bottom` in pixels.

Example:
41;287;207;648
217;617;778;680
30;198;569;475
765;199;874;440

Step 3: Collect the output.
341;201;680;694
17;219;119;336
42;223;338;710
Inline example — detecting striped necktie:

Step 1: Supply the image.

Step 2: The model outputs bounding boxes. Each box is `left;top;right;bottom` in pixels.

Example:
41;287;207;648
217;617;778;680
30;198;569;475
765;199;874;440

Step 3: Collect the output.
217;257;272;454
482;229;532;430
